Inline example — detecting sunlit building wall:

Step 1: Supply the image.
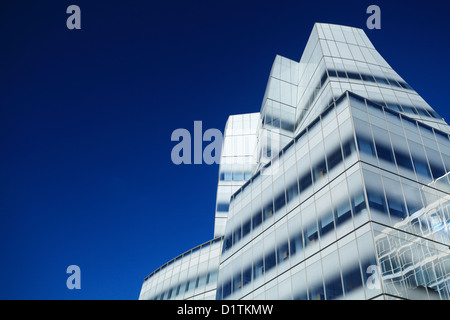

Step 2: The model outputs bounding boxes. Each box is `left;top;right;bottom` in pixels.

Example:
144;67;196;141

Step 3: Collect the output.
139;23;450;300
214;113;260;237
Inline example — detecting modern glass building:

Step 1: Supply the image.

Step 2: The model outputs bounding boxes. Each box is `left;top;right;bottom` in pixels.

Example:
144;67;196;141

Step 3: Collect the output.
139;23;450;300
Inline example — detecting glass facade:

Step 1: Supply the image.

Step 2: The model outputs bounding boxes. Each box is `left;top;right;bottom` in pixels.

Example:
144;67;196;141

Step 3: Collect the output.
139;23;450;300
214;113;260;237
139;237;222;300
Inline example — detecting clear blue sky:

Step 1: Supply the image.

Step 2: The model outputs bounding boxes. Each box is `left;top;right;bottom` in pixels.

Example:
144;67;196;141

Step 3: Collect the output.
0;0;449;299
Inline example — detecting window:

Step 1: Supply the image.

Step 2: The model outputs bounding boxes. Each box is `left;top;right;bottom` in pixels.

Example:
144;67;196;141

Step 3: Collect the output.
346;71;362;81
242;267;252;287
286;182;299;204
402;106;418;115
361;73;375;83
334;200;352;226
216;202;229;212
411;156;432;180
325;275;343;300
426;148;446;180
403;185;423;216
374;76;389;86
386;194;408;220
309;284;325;300
357;136;376;157
253;258;264;280
327;147;343;171
242;219;251;238
233;225;242;244
320;72;329;87
215;285;222;300
194;276;200;289
342;138;356;159
429;162;446;181
337;70;347;79
328;69;338;78
299;171;313;193
375;141;395;164
290;231;304;256
367;190;388;215
394;149;414;171
221;172;231;181
319;210;335;236
222;279;231;299
206;271;216;285
264;250;277;272
232;272;242;293
386;103;403;113
252;210;263;230
263;202;274;221
274;193;286;213
342;266;363;294
277;242;289;264
185;279;194;292
313;159;327;182
350;192;366;216
223;234;232;253
232;171;243;181
417;108;431;117
305;223;319;246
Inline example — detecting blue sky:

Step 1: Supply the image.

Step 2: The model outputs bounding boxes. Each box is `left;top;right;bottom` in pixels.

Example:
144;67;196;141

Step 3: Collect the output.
0;0;449;299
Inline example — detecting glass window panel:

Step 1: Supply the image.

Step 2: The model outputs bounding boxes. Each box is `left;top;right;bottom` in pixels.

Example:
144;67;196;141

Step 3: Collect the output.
425;148;446;181
367;189;388;216
252;210;263;230
394;148;414;172
242;219;251;238
233;224;242;245
277;242;290;265
290;230;304;257
356;135;376;157
242;266;252;287
207;270;218;285
307;261;325;300
222;278;231;299
356;232;381;299
285;179;299;206
375;139;395;164
402;183;424;217
253;258;264;280
274;192;286;215
322;251;343;300
299;169;313;194
264;250;277;273
233;171;243;181
232;271;242;293
411;154;432;182
292;269;308;300
339;241;363;296
383;176;408;221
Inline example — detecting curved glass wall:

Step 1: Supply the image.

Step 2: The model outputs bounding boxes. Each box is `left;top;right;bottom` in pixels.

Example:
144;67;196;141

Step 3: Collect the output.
139;237;222;300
